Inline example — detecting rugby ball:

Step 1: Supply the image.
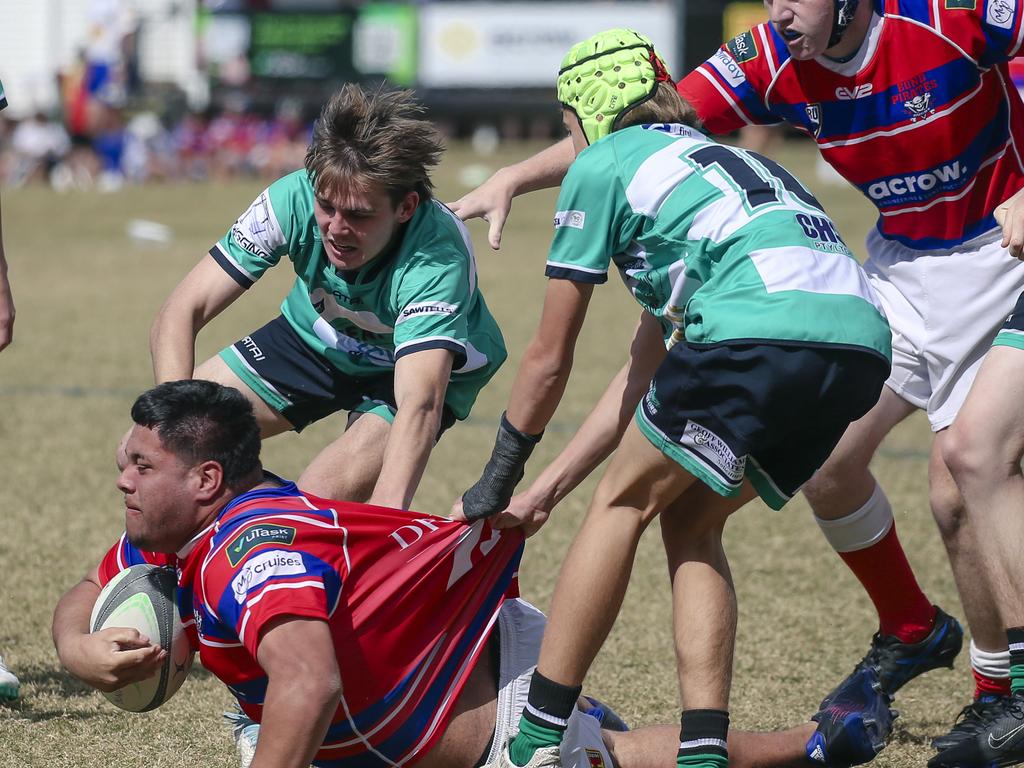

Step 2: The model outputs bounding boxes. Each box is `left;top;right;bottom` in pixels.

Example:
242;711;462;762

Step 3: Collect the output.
89;563;194;712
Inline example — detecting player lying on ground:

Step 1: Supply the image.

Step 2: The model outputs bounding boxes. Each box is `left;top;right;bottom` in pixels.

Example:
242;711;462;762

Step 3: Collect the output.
452;28;896;768
453;0;1024;753
52;380;892;768
148;84;505;509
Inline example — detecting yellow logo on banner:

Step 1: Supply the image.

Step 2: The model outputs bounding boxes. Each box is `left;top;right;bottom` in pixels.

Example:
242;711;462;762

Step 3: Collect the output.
439;23;479;59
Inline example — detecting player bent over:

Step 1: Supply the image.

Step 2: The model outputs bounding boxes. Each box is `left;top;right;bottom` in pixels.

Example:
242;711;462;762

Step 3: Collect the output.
149;84;505;510
454;30;894;768
52;381;886;768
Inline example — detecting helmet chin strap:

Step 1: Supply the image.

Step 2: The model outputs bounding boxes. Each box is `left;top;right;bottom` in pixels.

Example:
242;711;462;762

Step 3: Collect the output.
828;0;860;48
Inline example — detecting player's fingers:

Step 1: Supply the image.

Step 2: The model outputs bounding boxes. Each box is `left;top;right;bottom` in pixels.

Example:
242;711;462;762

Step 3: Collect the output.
487;211;506;250
101;627;153;648
449;499;468;521
447;197;469;219
113;644;165;666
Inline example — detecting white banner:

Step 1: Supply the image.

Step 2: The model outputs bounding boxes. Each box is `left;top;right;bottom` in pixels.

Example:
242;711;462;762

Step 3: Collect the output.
418;3;679;88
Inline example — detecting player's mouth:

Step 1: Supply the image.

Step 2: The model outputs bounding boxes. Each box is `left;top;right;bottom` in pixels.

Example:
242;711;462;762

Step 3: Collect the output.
780;28;804;44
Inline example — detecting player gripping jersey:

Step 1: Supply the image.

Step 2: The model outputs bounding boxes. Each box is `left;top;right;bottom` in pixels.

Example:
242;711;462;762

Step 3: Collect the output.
97;480;523;768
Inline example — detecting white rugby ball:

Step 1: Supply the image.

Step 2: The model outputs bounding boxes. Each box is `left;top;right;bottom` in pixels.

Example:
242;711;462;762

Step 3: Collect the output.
89;563;194;712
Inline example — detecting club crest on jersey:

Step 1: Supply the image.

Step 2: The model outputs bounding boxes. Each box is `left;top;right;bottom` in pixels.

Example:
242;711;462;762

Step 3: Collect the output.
226;524;297;566
554;210;586;230
903;92;934;120
586;749;606;768
804;104;822;137
726;31;758;63
988;0;1015;29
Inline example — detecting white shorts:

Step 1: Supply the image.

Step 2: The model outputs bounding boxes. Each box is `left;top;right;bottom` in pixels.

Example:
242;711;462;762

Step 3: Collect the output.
864;227;1024;430
485;599;615;768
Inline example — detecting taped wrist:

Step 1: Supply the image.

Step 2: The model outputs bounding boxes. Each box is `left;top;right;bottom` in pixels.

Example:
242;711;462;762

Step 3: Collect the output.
461;412;543;521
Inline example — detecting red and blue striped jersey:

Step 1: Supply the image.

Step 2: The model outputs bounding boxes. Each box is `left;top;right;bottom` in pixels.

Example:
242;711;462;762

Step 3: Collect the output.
679;0;1024;250
98;480;524;768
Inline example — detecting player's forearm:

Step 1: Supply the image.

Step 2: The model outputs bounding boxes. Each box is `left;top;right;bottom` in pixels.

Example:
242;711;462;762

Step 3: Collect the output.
251;674;340;768
524;362;645;510
150;303;202;382
505;338;574;436
369;400;442;509
500;137;575;196
52;579;102;677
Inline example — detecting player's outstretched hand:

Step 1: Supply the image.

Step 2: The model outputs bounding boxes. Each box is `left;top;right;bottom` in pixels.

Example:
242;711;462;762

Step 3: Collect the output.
64;627;167;692
447;168;515;251
995;187;1024;259
450;492;550;538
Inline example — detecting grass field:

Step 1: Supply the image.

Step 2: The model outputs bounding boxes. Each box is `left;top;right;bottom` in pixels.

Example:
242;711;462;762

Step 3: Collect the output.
0;137;968;767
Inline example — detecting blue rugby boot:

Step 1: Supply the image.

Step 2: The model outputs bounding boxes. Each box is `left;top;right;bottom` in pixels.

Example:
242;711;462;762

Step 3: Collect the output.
806;667;895;767
822;606;963;708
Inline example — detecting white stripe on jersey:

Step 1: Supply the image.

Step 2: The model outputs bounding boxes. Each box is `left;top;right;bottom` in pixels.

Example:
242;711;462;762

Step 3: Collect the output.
626;140;704;216
694;67;754;128
748;245;884;313
214;242;259;283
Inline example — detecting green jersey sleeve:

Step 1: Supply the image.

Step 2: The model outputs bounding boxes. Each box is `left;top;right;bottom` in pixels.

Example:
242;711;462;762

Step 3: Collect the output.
0;79;7;112
209;171;313;288
392;249;475;370
544;145;636;284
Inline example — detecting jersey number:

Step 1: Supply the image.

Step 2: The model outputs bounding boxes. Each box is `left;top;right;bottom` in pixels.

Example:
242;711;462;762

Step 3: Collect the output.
688;145;824;213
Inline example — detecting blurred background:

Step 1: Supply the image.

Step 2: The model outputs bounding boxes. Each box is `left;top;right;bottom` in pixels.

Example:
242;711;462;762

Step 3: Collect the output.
0;0;779;191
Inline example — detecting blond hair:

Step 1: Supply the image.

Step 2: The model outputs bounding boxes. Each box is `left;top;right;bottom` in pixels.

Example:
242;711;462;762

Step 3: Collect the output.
615;83;701;132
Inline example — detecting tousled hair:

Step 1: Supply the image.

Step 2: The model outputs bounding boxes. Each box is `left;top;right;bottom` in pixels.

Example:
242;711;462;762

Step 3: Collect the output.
305;84;445;206
131;380;262;487
615;82;702;132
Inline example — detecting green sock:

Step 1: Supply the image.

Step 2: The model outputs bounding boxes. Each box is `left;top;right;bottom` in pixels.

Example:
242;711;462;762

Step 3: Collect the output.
509;716;564;767
1008;628;1024;694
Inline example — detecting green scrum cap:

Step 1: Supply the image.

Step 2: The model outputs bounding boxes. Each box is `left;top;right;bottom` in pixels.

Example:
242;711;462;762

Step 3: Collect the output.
557;28;674;146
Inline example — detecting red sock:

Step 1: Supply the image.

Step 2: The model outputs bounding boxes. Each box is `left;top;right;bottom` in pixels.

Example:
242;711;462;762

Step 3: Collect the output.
974;668;1012;698
837;524;936;642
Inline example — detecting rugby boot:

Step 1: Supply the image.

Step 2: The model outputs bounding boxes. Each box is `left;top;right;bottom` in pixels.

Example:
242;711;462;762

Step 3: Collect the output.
0;656;19;702
821;606;963;708
224;709;260;768
932;694;1012;752
929;691;1024;768
806;667;895;767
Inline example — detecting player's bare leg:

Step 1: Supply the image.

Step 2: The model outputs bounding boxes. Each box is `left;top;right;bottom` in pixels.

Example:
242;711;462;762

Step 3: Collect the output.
930;345;1024;767
536;424;703;690
298;411;389;500
945;345;1024;628
660;482;755;711
193;355;295;437
804;386;972;696
606;724;815;768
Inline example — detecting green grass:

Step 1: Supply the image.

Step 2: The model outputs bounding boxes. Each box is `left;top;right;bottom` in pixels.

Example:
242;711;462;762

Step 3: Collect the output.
0;138;962;766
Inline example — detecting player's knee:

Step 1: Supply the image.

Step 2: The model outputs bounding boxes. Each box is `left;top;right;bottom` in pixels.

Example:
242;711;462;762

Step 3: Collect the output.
942;421;1015;492
803;446;873;510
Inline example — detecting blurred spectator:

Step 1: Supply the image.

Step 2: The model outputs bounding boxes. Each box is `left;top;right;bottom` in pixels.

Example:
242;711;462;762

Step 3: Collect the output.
6;113;70;187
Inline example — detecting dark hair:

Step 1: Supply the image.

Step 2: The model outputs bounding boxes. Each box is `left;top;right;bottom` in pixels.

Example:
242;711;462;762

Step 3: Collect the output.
131;380;262;487
305;84;445;206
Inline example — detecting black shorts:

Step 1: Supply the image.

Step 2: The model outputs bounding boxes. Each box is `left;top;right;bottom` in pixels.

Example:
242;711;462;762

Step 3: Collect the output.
635;342;889;510
220;316;457;435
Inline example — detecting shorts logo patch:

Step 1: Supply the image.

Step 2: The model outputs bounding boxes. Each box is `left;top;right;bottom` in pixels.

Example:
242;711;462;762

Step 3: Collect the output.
681;421;745;484
945;0;975;8
231;550;306;602
226;524;296;566
726;31;758;64
987;0;1015;28
585;749;606;768
554;210;586;230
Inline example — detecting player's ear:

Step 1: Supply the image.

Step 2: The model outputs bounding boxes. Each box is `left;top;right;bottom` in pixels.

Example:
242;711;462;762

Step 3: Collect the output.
395;190;419;223
193;459;226;501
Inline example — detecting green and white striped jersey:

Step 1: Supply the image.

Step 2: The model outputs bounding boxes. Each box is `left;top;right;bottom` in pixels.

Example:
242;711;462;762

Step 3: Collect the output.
546;124;891;361
0;79;7;111
210;169;507;419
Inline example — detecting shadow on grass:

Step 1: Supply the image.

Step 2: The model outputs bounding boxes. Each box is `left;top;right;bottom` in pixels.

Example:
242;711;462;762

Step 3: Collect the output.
0;665;105;722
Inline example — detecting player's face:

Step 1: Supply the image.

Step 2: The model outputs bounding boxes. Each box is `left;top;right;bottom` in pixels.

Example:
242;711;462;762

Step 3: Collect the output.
117;425;203;553
313;182;419;272
562;110;589;156
764;0;835;59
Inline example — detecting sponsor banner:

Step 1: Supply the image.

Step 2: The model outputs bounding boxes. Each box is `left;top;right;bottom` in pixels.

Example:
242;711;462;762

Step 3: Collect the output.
227;523;297;567
232;549;307;602
418;3;678;88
